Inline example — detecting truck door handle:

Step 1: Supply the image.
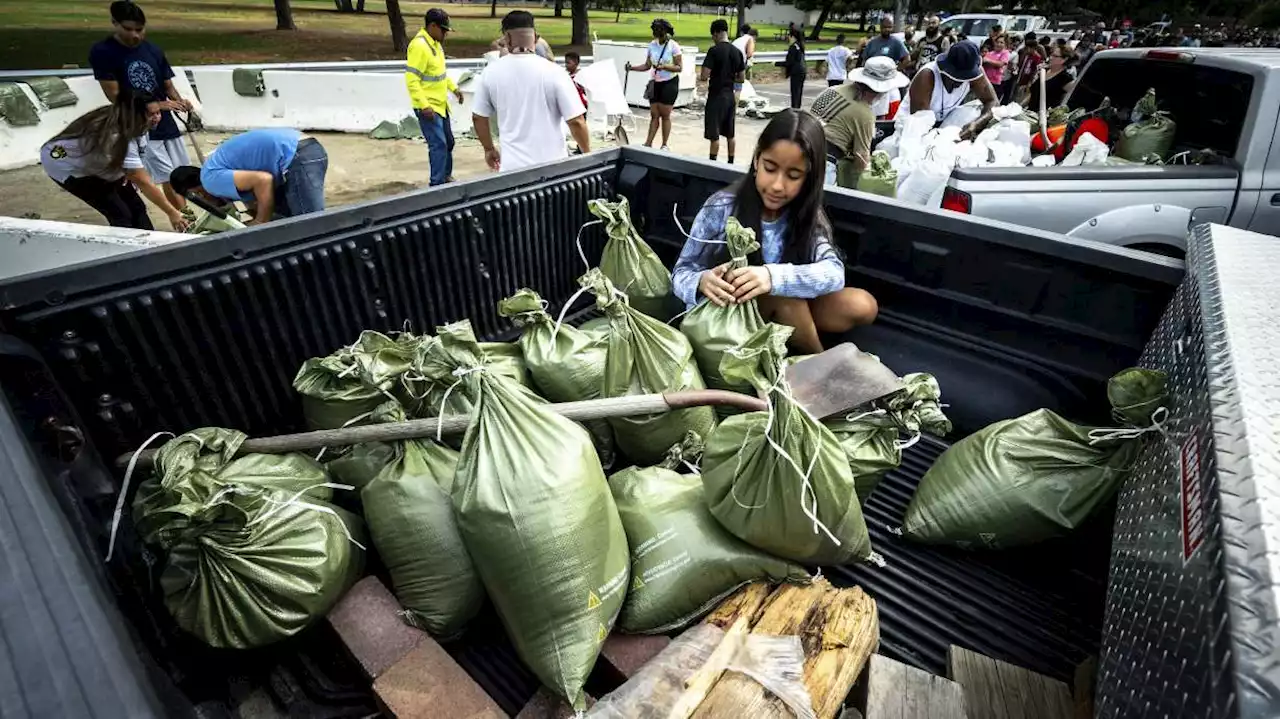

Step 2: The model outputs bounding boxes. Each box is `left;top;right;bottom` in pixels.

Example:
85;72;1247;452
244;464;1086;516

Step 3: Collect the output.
1271;193;1280;206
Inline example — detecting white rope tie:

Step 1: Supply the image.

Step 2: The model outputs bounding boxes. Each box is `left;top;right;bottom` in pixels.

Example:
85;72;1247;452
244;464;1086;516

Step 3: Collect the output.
1087;406;1169;446
247;482;366;550
547;284;592;351
682;459;702;475
106;431;174;562
844;408;886;423
436;366;486;441
574;219;603;271
895;432;922;450
672;203;728;245
315;409;378;461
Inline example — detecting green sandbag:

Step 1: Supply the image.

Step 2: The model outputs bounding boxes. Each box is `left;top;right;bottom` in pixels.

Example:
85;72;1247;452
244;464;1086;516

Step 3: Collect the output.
0;82;39;126
1115;89;1176;162
370;119;402;139
293;330;418;430
702;324;873;565
24;77;77;108
582;268;717;466
420;321;629;710
361;402;484;638
903;367;1168;549
590;196;680;321
326;441;396;490
232;68;265;97
857;151;898;198
611;433;809;634
825;372;952;503
498;288;615;468
132;428;365;649
412;338;529;421
679;217;764;400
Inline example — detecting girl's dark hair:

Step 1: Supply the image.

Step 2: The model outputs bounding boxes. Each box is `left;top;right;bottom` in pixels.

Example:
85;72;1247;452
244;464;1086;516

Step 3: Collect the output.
730;109;831;265
789;27;805;50
50;90;156;170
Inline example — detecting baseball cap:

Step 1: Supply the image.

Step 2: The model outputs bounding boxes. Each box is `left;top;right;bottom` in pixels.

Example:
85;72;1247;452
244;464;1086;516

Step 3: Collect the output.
425;8;451;31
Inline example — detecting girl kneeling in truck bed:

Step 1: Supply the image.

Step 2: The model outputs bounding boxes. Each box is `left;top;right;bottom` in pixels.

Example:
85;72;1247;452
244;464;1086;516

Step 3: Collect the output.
672;109;878;354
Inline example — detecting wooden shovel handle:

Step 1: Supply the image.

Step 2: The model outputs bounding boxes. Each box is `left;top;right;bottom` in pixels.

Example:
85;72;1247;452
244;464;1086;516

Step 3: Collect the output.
112;390;766;469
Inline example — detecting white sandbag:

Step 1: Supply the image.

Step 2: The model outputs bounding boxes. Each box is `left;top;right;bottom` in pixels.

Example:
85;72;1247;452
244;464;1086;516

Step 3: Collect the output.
939;103;982;131
898;153;952;207
976;127;1002;146
1061;131;1109;166
987;140;1024;167
955;140;990;168
995;120;1032;165
878;132;901;159
992;103;1024;120
1031;154;1058;167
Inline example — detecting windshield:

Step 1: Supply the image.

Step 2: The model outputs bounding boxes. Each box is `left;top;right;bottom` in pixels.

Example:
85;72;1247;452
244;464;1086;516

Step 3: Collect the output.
1009;17;1034;32
940;18;1001;39
1070;56;1254;158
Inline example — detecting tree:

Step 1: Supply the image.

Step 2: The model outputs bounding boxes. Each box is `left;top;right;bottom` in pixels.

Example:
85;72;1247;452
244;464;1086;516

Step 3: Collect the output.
274;0;296;30
572;0;591;44
736;0;746;35
555;0;565;17
387;0;408;52
491;0;499;18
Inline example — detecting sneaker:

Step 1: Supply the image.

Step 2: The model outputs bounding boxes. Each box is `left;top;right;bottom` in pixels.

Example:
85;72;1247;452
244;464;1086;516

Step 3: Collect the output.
660;145;670;152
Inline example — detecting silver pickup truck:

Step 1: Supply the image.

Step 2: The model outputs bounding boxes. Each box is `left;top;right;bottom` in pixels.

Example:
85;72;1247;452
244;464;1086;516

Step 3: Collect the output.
941;48;1280;257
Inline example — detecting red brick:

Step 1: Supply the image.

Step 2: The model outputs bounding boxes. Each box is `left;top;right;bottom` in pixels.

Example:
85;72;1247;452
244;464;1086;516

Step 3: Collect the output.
600;634;672;680
327;576;426;680
373;640;507;719
514;687;596;719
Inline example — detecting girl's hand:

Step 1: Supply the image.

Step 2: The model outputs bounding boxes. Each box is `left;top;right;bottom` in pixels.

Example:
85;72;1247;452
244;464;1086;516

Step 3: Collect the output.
698;264;735;306
728;266;772;302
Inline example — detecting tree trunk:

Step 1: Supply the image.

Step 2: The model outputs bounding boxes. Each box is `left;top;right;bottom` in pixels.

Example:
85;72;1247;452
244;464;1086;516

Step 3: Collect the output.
893;0;907;31
274;0;296;30
616;1;622;23
555;0;565;18
736;0;746;35
809;0;833;40
491;0;499;19
386;0;408;51
357;0;366;11
572;0;590;45
858;8;868;31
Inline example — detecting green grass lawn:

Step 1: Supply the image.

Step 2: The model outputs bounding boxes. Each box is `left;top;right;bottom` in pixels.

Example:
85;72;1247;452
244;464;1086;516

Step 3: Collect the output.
0;0;792;70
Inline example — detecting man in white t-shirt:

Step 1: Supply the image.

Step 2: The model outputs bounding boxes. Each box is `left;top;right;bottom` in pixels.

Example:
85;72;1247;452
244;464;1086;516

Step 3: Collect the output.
472;11;590;173
826;34;852;86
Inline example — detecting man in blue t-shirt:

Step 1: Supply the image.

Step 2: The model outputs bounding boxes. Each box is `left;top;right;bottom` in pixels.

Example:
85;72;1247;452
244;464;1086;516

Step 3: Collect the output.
169;129;329;225
89;1;194;212
859;15;909;70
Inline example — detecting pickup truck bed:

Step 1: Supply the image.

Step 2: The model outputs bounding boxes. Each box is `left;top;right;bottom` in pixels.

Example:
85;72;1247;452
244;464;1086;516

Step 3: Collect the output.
0;148;1189;716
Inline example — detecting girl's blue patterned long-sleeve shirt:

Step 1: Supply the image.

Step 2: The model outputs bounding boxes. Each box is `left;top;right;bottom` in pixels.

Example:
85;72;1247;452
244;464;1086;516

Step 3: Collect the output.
671;191;845;308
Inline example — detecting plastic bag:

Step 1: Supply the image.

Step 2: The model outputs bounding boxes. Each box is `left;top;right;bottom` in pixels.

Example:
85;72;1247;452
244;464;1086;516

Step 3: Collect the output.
587;623;817;719
897;148;952;207
591;196;680;321
702;324;873;565
293;330;417;430
857;151;898;198
987;140;1025;167
939;103;983;131
132;428;365;648
1031;154;1058;167
0;82;39;126
499;288;615;467
679;217;765;401
583;268;718;466
1061;131;1110;166
420;321;629;709
995;119;1032;164
24;77;78;108
361;402;484;638
903;367;1168;549
611;434;809;634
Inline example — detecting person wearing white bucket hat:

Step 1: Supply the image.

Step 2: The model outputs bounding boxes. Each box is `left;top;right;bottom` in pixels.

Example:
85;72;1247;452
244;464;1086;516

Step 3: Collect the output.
810;56;909;189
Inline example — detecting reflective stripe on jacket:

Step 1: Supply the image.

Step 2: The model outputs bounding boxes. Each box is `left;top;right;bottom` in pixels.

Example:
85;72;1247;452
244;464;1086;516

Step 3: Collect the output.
406;28;458;114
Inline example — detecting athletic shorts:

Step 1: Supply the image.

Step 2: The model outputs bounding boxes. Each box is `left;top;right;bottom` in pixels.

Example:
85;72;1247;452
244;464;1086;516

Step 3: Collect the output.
704;92;736;140
651;77;680;106
143;137;191;184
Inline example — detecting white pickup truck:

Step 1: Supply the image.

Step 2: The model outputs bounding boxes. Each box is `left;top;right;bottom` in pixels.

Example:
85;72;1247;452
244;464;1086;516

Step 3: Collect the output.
941;48;1280;257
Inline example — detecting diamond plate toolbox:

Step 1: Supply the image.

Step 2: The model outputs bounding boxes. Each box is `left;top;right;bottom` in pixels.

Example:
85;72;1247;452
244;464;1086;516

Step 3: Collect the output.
1096;225;1280;719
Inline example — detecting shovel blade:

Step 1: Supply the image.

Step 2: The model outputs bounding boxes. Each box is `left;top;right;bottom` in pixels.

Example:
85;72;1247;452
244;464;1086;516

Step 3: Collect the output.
785;343;903;419
614;122;629;146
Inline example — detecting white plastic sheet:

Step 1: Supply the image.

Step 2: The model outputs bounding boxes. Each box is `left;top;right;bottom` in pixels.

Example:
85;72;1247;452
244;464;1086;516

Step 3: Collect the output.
1060;131;1110;166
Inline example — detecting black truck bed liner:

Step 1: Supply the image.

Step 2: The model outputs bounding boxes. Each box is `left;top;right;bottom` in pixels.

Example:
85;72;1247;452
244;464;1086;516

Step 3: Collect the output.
0;148;1183;716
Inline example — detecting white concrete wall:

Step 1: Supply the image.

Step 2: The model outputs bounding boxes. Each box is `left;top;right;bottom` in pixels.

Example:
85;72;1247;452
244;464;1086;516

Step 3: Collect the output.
0;216;188;282
190;68;476;135
744;5;820;29
0;73;201;172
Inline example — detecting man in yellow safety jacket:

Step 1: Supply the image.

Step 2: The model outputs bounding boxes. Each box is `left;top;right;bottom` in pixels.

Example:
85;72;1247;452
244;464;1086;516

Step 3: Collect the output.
407;8;464;185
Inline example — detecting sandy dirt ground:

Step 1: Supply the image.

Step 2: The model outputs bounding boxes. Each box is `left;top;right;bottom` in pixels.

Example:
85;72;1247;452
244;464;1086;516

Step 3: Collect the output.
0;79;833;228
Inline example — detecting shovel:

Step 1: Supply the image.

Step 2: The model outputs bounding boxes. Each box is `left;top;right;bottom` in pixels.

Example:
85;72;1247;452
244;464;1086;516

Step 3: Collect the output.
615;67;631;145
175;110;206;164
113;342;903;469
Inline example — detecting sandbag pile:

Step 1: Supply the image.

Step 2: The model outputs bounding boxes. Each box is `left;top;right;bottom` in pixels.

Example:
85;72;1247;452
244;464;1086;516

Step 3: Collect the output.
420;320;629;710
583;267;718;466
292;329;418;429
609;433;809;634
903;367;1167;549
132;428;366;649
